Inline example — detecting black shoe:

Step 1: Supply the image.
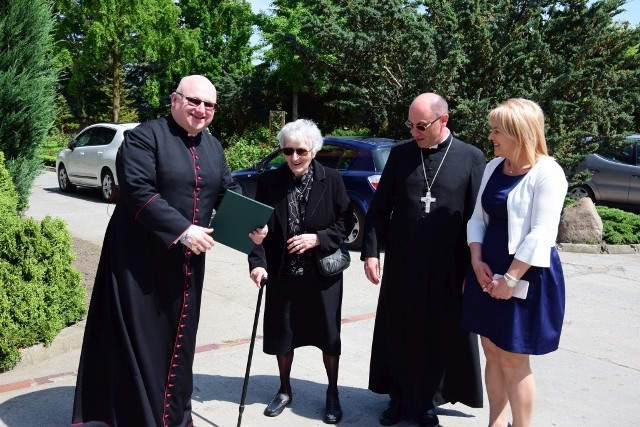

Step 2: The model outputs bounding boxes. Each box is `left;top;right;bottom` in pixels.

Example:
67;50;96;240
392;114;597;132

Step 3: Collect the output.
379;399;401;426
323;393;343;424
418;407;439;427
263;392;291;417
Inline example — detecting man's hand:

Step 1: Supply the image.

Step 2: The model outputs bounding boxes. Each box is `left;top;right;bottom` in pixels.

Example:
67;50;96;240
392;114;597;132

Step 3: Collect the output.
181;224;214;255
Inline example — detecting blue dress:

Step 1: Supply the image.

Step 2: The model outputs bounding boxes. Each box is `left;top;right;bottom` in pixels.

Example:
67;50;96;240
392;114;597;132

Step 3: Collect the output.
461;161;565;355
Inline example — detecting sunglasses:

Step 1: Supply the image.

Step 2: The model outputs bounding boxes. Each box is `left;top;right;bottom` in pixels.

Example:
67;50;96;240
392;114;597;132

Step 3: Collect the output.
175;91;217;111
282;147;310;156
405;115;442;131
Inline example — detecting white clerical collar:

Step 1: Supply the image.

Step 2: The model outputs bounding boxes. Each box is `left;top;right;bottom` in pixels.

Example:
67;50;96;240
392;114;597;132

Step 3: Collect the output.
428;132;452;150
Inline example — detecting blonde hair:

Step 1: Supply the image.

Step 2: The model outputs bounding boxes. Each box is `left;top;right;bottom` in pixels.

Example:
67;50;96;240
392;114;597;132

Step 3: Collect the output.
488;98;548;165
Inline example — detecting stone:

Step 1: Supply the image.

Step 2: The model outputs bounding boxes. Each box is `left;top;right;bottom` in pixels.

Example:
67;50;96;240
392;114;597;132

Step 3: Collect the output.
557;197;603;244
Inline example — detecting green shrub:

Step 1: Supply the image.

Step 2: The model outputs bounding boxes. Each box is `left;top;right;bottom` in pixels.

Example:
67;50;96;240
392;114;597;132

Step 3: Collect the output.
4;154;43;214
595;206;640;245
223;127;276;172
0;152;85;370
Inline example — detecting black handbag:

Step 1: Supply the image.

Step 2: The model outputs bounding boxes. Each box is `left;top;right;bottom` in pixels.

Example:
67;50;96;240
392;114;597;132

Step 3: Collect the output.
317;244;351;277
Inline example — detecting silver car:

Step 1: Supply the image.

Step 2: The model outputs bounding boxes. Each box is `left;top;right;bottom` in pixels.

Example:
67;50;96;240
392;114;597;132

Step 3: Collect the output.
56;122;139;202
569;135;640;209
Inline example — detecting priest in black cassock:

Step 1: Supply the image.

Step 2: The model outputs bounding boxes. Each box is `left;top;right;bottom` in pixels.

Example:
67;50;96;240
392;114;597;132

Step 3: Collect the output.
361;93;485;427
71;75;264;427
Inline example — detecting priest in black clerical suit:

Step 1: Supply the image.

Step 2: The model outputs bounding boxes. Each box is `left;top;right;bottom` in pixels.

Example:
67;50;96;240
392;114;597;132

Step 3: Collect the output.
71;75;259;427
362;93;485;427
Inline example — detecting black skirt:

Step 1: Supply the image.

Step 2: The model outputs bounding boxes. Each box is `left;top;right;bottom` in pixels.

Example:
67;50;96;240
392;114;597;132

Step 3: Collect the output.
263;271;343;355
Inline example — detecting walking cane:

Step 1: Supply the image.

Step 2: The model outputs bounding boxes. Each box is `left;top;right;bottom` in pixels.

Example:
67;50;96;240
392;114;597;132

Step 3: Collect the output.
237;281;265;427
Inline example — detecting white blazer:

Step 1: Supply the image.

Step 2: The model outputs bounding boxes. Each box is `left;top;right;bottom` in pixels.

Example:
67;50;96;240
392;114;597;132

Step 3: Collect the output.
467;156;567;267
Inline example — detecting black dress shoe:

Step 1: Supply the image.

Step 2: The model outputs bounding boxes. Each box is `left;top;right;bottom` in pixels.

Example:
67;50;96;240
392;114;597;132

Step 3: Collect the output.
323;393;343;424
419;407;439;427
379;399;401;426
263;392;291;417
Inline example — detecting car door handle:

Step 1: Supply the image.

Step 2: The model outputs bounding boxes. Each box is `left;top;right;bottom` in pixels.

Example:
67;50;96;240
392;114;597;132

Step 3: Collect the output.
97;151;103;156
632;174;640;179
588;168;600;173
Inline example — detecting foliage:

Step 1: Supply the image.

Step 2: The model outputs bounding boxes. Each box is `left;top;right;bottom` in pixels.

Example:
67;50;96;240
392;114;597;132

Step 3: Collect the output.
38;128;73;168
46;0;640;184
421;0;640;170
53;0;199;122
295;0;437;135
0;0;58;214
172;0;259;135
0;152;85;370
595;205;640;244
4;156;43;213
223;127;276;171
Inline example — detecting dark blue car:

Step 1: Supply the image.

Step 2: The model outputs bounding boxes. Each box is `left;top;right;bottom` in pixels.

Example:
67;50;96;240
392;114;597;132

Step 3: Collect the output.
231;136;397;250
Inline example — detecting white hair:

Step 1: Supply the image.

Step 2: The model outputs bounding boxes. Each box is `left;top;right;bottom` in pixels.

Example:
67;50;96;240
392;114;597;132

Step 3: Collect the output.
277;119;324;153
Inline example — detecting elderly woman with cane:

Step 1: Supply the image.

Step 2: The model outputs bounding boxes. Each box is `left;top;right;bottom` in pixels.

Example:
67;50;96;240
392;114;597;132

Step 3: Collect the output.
248;119;354;424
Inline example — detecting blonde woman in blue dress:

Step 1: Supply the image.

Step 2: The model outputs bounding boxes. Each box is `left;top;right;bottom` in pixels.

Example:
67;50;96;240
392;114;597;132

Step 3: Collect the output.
462;98;567;427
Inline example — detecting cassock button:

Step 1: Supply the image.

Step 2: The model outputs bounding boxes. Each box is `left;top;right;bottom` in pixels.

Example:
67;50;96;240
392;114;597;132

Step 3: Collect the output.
195;187;201;192
196;166;201;170
195;155;199;160
195;208;200;212
196;197;200;201
194;220;199;224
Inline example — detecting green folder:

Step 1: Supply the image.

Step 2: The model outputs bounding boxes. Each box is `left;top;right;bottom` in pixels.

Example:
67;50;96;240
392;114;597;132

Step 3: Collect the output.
210;190;274;254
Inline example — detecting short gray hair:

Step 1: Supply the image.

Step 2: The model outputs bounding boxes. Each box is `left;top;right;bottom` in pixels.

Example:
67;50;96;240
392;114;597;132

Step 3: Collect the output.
277;119;324;154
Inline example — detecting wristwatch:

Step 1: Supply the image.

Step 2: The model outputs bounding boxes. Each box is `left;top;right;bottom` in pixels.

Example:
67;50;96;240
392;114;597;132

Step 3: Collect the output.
504;272;519;288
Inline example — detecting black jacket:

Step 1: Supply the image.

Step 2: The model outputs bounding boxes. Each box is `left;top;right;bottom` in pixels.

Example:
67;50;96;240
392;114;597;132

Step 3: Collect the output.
248;159;354;282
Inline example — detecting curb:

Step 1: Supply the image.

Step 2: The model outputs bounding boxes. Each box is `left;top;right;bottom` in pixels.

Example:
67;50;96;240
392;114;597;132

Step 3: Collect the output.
557;243;640;254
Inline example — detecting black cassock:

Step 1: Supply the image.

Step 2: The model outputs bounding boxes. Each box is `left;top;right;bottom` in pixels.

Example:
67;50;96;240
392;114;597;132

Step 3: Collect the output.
362;136;485;418
72;116;240;427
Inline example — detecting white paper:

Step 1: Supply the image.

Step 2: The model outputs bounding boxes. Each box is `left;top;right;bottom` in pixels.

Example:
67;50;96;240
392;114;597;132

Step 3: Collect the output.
493;274;529;299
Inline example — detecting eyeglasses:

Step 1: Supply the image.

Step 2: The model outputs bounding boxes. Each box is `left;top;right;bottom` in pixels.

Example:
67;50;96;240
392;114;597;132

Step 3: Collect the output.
282;147;310;156
405;115;442;131
175;91;217;111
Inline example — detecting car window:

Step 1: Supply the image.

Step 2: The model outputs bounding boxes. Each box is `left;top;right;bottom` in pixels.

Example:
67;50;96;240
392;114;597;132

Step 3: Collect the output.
315;144;345;169
636;143;640;165
88;127;117;147
265;153;286;170
598;140;634;165
75;129;94;148
372;147;392;171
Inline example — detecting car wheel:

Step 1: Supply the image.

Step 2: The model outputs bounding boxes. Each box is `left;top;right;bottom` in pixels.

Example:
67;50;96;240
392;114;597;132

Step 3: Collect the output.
57;164;76;193
101;170;118;202
345;205;365;251
568;185;594;202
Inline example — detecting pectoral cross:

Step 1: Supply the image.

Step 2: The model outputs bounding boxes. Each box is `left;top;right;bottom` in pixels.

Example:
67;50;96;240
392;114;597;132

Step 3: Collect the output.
420;191;436;213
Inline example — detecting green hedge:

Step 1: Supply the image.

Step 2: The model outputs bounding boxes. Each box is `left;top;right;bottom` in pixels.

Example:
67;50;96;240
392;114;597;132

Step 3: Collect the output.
0;152;85;370
596;206;640;245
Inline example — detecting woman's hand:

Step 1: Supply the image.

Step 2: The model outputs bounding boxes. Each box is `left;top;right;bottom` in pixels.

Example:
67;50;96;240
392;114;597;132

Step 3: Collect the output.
249;225;268;245
364;257;381;285
487;277;514;300
472;259;493;289
286;233;319;254
250;267;268;288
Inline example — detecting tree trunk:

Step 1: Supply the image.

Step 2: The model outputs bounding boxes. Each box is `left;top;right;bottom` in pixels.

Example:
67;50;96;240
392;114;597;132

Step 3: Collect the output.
291;87;298;121
111;49;121;123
